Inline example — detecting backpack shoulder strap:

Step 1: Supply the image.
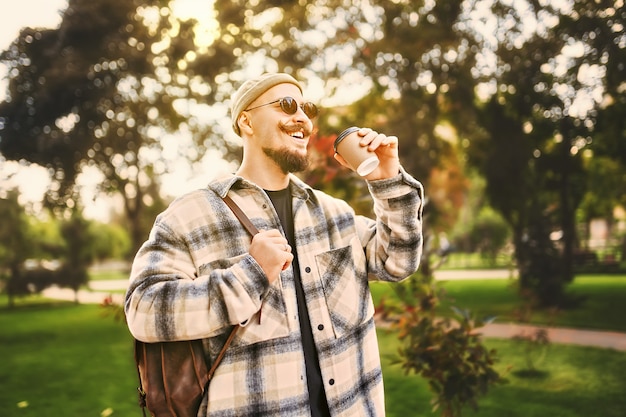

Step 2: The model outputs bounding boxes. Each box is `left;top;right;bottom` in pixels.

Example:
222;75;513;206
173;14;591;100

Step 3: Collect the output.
222;194;259;236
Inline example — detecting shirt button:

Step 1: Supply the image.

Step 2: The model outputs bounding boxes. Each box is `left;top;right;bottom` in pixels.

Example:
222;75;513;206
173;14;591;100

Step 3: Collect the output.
305;267;311;273
317;324;324;331
329;379;335;386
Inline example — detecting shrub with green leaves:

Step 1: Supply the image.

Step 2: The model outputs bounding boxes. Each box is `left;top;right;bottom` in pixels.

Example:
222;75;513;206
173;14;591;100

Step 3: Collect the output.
380;271;505;417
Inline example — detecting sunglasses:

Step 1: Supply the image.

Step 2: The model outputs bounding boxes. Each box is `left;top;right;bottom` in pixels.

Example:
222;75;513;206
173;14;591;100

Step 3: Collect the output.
245;96;319;119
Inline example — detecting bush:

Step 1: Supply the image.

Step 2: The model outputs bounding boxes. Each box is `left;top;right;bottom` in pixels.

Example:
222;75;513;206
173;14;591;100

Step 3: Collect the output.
378;271;505;417
453;207;511;266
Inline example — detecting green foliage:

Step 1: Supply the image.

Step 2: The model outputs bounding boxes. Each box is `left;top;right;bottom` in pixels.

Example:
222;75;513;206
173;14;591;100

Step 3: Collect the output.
465;0;624;306
60;213;94;266
88;221;132;260
380;271;504;417
434;276;626;333
511;328;551;375
0;190;33;268
454;207;511;266
507;290;555;374
579;157;624;220
1;0;623;319
4;267;56;299
378;331;626;417
27;216;64;259
441;252;514;270
0;0;235;254
0;200;133;304
0;190;38;306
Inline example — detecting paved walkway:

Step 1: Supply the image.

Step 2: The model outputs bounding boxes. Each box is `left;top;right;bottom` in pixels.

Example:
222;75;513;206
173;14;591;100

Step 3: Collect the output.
42;283;126;305
434;268;518;280
41;273;626;352
480;322;626;351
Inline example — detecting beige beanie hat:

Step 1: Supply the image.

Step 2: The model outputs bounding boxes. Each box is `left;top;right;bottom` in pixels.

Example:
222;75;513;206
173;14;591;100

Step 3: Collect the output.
230;73;302;136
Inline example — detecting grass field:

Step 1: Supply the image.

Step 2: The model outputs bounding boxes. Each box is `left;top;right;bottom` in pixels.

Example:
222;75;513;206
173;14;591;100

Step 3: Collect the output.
0;301;138;417
86;270;626;332
1;273;625;416
371;274;626;332
89;269;129;281
379;330;626;417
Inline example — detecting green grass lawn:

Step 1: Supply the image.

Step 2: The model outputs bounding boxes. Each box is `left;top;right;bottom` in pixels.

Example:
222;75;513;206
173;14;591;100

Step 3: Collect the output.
1;300;625;417
371;274;626;332
379;330;626;417
440;252;515;270
88;269;128;281
92;269;626;331
0;300;138;417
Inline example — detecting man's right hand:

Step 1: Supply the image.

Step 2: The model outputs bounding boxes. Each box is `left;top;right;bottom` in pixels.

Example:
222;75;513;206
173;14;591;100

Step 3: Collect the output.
249;229;293;283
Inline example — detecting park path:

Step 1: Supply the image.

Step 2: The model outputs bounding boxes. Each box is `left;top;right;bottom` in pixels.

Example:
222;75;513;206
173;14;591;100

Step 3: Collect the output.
41;270;626;352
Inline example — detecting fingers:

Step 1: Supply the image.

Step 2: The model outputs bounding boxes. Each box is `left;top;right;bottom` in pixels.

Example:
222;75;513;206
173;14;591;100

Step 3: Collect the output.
279;244;293;272
259;229;291;252
349;128;400;180
249;229;293;282
357;128;398;151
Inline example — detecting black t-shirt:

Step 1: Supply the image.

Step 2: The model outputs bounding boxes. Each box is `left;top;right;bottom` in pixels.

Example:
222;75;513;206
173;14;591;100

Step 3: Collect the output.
265;185;331;417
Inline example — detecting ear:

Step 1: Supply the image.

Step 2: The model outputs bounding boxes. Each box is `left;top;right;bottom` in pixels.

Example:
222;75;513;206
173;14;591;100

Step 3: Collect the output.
238;112;254;135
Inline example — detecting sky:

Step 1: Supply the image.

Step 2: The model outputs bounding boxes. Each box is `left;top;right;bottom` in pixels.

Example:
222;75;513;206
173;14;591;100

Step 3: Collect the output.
0;0;67;51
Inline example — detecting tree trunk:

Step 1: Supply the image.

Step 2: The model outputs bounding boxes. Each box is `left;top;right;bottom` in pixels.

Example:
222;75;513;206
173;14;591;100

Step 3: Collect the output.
559;132;575;285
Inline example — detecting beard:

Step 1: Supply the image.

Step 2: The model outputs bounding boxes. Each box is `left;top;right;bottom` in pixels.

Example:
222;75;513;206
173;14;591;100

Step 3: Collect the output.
262;146;310;174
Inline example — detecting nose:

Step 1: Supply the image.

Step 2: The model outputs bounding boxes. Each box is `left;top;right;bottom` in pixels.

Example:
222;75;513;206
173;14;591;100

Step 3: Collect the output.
293;106;312;124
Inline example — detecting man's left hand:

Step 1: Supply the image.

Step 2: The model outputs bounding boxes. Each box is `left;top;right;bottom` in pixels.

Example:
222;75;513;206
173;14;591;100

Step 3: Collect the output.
334;128;400;180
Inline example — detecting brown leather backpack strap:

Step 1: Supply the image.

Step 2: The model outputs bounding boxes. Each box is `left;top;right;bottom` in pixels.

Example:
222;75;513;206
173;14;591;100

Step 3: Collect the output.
207;325;239;382
222;194;259;236
134;340;148;417
204;194;259;382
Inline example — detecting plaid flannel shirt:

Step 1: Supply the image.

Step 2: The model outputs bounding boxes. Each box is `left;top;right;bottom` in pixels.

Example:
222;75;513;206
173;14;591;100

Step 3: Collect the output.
125;167;424;416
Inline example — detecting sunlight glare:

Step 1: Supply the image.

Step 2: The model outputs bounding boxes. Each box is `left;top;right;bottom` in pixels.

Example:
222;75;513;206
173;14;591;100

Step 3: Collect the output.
170;0;219;50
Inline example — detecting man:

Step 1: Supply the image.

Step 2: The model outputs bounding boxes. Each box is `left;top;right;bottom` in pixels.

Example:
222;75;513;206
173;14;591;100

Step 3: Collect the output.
125;73;424;416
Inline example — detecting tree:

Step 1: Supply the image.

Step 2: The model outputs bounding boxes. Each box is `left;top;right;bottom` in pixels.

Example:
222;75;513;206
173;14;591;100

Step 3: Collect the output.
58;212;95;303
1;0;479;254
0;0;239;254
561;0;626;260
89;220;132;261
465;0;625;306
0;190;36;307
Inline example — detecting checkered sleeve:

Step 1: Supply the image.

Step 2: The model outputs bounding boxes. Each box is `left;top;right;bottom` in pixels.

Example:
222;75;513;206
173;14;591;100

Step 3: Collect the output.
363;166;424;281
124;191;270;343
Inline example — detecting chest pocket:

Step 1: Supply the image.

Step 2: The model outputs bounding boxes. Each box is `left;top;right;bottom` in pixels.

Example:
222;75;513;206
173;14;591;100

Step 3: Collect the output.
315;237;375;338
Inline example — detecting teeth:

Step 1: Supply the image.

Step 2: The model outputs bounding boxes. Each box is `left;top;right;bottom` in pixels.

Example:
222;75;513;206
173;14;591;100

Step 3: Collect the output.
290;131;304;139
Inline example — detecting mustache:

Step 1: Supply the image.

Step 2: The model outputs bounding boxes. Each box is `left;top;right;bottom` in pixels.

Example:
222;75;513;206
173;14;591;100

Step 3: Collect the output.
280;122;313;137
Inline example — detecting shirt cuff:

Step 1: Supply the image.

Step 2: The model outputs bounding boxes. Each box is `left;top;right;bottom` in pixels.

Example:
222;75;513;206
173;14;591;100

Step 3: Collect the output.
367;166;423;200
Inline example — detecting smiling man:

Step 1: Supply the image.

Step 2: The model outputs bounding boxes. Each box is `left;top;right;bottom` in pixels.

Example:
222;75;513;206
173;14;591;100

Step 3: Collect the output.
125;72;425;417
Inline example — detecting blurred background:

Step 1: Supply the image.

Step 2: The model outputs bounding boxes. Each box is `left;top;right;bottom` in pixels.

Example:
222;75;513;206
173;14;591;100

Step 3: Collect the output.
1;1;625;416
2;0;624;305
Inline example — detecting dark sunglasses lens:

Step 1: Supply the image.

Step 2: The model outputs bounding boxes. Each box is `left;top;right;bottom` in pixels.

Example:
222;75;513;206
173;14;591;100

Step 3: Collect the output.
279;97;318;118
280;97;298;114
302;102;318;119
